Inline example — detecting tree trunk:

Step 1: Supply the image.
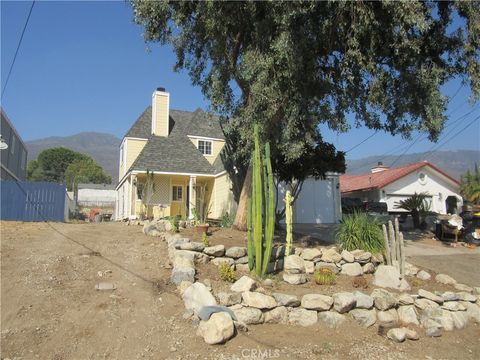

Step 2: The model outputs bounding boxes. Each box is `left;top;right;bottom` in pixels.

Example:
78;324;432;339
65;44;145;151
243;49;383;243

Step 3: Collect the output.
233;166;252;231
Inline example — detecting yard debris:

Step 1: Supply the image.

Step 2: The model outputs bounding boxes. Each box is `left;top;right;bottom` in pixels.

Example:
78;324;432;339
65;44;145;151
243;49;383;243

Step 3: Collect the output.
95;282;116;291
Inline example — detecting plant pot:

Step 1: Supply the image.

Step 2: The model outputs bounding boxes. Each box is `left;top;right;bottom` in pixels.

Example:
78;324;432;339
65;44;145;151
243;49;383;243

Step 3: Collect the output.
196;223;209;234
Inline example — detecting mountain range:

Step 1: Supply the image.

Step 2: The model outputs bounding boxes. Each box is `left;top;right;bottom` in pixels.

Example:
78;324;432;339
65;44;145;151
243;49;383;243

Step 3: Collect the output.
26;132;478;183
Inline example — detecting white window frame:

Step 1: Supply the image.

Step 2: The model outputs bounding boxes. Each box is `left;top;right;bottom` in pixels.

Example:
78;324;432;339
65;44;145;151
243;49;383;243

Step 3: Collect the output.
197;139;212;156
172;185;184;202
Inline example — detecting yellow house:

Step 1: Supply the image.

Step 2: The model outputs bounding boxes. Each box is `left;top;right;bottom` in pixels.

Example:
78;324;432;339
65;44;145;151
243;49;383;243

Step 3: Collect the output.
115;88;237;221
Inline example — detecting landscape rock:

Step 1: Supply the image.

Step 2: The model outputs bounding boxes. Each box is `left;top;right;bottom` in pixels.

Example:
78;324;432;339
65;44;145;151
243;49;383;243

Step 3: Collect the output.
183;282;217;315
288;308;318;327
414;298;440;310
217;292;242;306
233;320;248;332
196;312;234;345
426;326;442;337
416;270;431;280
264;306;288;324
463;302;480;323
284;255;306;274
377;309;399;323
435;273;457;285
474;287;480;295
350;309;377;327
354;251;372;264
341;250;354;263
225;247;247;259
232;306;264;325
371;289;397;310
211;257;235;267
235;256;249;264
372;265;403;290
404;262;419;276
301;248;322;261
314;262;340;274
405;328;419;340
263;279;273;287
231;276;256;292
441;301;466;312
318;311;346;328
242;292;277;310
457;292;476;302
171;268;195;285
454;283;473;292
362;263;375;274
418;289;444;304
321;248;342;263
420;308;454;331
353;291;374;309
236;264;250;272
397;293;414;305
176;242;205;252
204;245;225;257
304;261;315;274
283;273;307;285
341;263;363;277
272;293;300;307
178;280;193;296
397;305;419;325
301;294;333;311
438;291;461;301
387;328;406;343
451;311;468;329
333;292;357;313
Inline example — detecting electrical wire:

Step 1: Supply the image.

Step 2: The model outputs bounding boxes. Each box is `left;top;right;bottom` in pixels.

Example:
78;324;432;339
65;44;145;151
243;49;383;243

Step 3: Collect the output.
1;1;35;99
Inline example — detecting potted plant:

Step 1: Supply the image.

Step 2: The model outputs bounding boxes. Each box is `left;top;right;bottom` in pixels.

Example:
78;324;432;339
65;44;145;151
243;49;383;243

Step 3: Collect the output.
194;204;212;234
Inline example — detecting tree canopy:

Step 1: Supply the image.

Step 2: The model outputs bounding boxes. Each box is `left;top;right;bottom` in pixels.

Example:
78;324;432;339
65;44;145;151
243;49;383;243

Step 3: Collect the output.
132;0;479;227
27;147;111;190
460;164;480;204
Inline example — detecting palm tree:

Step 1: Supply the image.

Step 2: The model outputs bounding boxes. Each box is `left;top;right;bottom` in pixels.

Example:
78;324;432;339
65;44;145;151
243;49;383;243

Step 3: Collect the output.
460;164;480;204
394;192;431;229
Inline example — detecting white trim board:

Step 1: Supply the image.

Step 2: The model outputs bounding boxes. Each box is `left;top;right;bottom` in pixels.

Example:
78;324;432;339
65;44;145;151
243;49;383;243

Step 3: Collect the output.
187;135;225;142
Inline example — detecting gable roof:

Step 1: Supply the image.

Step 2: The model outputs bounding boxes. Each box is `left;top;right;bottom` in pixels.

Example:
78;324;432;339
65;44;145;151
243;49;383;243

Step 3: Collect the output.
124;107;226;177
340;161;460;193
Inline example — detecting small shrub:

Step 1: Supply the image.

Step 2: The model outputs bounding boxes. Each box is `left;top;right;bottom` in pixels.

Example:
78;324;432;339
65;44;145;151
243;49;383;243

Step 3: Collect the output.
220;211;235;228
201;232;209;247
169;216;180;232
219;262;236;283
336;210;385;253
410;277;423;287
314;267;336;285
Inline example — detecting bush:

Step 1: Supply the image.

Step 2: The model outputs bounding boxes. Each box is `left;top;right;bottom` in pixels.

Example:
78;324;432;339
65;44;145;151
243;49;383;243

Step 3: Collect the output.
220;211;235;228
314;267;336;285
201;232;209;247
219;262;236;282
336;210;385;253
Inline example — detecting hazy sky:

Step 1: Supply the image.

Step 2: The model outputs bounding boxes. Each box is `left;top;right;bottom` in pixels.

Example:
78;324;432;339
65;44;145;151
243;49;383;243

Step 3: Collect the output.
1;1;479;160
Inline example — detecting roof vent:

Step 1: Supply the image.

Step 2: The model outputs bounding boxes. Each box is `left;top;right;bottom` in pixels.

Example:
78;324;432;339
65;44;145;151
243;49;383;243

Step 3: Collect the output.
156;87;166;92
371;161;389;173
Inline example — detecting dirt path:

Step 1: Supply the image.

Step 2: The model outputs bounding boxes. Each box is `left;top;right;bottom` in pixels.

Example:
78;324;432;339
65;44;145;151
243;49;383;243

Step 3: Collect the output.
1;221;479;360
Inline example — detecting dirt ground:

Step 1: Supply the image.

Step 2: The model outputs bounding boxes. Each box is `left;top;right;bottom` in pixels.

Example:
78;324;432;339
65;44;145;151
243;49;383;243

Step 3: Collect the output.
1;221;479;360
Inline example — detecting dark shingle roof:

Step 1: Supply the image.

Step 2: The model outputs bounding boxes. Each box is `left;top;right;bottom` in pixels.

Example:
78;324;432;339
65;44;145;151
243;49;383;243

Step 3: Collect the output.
124;106;226;175
212;152;227;174
125;107;152;138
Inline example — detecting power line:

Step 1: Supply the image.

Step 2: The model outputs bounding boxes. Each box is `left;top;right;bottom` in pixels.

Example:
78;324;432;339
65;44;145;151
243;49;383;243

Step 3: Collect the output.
344;130;378;153
1;1;35;99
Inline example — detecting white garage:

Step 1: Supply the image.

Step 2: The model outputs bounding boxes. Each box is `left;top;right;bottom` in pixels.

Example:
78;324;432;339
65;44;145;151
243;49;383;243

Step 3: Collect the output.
277;173;342;224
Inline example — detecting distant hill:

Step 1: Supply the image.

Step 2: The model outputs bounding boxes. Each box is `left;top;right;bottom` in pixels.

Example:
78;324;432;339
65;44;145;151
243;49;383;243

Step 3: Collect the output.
346;150;479;180
26;132;121;183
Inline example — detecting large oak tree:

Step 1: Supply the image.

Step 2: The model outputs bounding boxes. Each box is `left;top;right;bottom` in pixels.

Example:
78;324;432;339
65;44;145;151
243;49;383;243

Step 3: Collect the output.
132;0;479;229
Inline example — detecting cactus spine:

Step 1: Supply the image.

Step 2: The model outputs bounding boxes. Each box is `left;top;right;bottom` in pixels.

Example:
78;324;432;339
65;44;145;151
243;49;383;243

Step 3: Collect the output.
284;190;293;256
248;124;275;277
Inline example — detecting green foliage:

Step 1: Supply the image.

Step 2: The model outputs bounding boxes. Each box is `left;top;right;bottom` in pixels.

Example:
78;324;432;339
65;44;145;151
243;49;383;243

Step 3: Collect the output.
132;1;479;206
248;125;275;277
169;216;179;232
460;164;480;204
284;190;293;256
314;268;336;286
220;211;235;228
394;192;431;229
64;158;112;191
28;147;91;183
201;232;209;247
218;262;236;283
336;211;385;253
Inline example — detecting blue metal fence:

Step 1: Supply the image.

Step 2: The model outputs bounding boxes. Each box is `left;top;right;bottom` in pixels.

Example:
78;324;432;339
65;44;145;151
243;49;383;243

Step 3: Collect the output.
0;181;66;221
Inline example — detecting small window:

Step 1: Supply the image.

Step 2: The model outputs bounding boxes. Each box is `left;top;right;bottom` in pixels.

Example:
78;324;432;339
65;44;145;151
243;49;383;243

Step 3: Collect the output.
10;135;16;154
172;185;183;201
418;172;427;185
198;140;212;155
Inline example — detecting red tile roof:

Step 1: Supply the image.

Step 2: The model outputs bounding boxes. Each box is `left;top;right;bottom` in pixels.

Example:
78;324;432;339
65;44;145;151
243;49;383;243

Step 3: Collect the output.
340;161;460;193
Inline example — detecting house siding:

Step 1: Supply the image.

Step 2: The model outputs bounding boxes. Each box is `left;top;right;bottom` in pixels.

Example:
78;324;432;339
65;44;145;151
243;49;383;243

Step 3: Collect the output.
152;92;169;137
125;139;147;174
212;173;236;219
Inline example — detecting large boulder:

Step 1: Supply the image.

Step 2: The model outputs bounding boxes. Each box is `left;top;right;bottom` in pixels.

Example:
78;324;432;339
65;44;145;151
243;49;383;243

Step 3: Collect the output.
217;292;242;306
301;248;322;261
377;309;399;323
333;292;357;313
231;276;256;292
204;245;225;257
211;257;235;267
341;250;354;263
176;242;205;252
264;306;288;324
435;273;457;285
321;248;342;263
183;282;217;315
372;265;408;290
414;298;440;310
272;293;301;307
242;292;277;310
371;289;397;311
387;328;406;343
283;273;307;285
284;255;306;274
301;294;333;311
225;247;247;259
196;312;234;345
416;270;431;280
288;308;318;327
232;306;264;325
418;289;444;304
341;263;363;277
397;305;419;326
318;311;346;329
315;262;340;274
171;267;195;285
350;309;377;327
353;291;374;309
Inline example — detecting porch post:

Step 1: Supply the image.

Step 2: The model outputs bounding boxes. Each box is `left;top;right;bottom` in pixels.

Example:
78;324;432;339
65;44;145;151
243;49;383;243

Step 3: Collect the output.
188;175;196;219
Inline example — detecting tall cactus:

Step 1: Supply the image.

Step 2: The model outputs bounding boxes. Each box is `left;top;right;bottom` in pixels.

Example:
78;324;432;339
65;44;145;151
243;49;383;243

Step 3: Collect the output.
247;198;254;271
284;190;293;256
248;124;276;277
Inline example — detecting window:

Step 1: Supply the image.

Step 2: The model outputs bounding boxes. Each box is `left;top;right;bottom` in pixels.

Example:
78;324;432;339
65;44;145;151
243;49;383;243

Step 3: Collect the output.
198;140;212;155
10;135;15;154
418;172;427;185
172;185;183;201
20;149;26;170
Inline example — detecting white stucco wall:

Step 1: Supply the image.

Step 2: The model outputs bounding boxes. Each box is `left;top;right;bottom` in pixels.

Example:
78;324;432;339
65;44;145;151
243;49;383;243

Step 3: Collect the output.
380;167;461;214
78;188;116;207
